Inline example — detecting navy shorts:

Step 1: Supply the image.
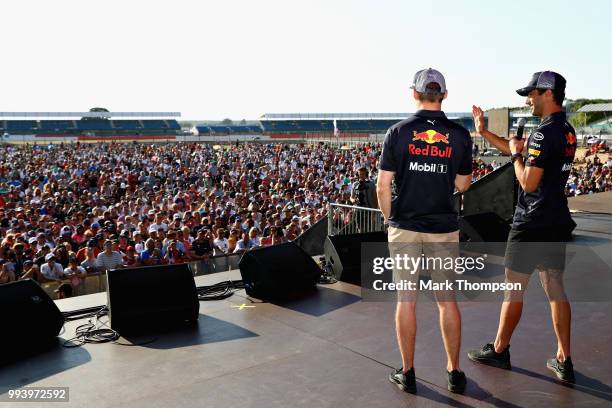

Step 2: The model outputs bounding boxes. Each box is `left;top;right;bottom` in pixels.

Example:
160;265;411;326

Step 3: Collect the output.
504;224;574;274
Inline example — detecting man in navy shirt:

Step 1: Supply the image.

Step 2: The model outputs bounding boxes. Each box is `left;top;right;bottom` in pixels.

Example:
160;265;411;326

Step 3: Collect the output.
468;71;577;383
377;68;472;394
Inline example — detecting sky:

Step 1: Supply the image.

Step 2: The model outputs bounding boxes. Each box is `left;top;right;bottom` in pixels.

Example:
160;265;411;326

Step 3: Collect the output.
2;0;611;120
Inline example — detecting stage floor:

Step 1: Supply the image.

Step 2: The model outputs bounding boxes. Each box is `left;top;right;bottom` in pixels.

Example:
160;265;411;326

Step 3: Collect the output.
1;214;611;408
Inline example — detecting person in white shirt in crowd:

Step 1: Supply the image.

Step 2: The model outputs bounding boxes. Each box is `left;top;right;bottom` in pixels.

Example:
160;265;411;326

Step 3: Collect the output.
149;213;168;233
248;227;261;247
41;254;65;281
36;233;55;252
213;228;229;255
169;213;183;231
94;240;124;273
289;215;303;236
233;231;257;253
133;231;145;254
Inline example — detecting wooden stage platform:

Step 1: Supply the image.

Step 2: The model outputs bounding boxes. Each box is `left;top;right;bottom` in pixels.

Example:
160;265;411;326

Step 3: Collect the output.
0;214;610;408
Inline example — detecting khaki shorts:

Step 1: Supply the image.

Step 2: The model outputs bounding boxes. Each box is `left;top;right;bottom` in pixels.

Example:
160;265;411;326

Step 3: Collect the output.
388;227;459;301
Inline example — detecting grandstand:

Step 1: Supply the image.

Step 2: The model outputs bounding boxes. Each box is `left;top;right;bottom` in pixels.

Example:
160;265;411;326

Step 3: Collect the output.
195;125;263;136
0;119;181;136
260;112;474;134
4;108;592;144
192;113;476;141
0;111;182;142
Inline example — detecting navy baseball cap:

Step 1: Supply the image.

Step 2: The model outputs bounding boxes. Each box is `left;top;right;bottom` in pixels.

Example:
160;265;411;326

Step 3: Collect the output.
411;68;446;93
516;71;566;96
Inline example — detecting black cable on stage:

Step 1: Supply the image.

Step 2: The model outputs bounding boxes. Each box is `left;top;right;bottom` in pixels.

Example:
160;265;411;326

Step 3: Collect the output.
62;306;120;348
62;305;107;321
62;306;158;348
196;280;245;301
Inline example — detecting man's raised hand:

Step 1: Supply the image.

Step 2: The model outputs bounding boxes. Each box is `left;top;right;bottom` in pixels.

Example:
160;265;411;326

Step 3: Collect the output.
472;105;485;135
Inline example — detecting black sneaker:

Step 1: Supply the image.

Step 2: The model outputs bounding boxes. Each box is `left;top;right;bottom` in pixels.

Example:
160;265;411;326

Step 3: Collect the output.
389;367;416;394
447;370;466;394
467;343;511;369
547;357;575;383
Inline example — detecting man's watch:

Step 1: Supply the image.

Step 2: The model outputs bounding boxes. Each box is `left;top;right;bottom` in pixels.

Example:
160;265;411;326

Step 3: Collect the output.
511;153;523;163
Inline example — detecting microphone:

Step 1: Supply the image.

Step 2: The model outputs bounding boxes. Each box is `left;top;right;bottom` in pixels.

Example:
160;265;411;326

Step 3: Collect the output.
516;118;526;140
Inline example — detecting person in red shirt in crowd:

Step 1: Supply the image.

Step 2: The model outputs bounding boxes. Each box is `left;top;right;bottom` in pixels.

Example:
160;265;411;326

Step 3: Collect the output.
177;228;191;253
127;172;138;190
260;228;273;247
87;222;101;237
164;240;188;264
71;225;87;246
117;232;130;254
123;246;139;267
76;239;101;263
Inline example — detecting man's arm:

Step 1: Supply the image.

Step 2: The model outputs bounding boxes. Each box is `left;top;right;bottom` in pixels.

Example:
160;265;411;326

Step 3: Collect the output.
509;137;544;193
376;170;394;223
115;254;125;269
367;181;379;208
349;183;358;204
94;255;105;273
472;105;511;155
455;135;474;193
377;128;398;221
455;174;472;193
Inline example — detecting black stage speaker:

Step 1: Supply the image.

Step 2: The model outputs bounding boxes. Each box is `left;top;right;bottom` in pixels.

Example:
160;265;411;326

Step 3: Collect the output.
459;212;511;242
459;162;516;221
239;241;320;300
106;264;200;335
324;231;388;285
0;280;64;349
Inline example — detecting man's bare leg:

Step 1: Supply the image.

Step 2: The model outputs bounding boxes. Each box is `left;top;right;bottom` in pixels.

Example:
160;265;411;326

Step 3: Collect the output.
437;300;461;371
396;300;417;371
539;269;572;361
494;269;530;353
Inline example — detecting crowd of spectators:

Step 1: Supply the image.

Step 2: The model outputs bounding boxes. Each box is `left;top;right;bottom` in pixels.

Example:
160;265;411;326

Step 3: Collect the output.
471;158;502;181
0;140;609;295
566;155;612;196
471;152;612;198
0;142;381;294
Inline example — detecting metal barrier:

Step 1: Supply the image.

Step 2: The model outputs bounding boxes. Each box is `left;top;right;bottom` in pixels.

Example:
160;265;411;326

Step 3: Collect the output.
326;162;514;237
327;203;385;236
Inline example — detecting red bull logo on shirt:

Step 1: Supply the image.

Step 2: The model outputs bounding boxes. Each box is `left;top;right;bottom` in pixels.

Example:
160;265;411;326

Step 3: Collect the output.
408;144;452;158
566;132;576;145
413;130;450;144
410;129;452;158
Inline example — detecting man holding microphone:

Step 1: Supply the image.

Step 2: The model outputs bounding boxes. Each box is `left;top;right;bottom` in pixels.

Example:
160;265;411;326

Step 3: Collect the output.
377;68;473;394
468;71;577;383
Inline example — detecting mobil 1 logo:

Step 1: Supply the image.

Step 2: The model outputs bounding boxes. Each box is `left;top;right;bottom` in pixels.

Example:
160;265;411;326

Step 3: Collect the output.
409;162;448;173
